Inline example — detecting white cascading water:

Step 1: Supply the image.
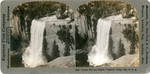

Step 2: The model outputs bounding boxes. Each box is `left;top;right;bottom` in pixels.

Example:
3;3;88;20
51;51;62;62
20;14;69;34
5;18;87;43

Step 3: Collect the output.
88;19;113;66
22;19;47;67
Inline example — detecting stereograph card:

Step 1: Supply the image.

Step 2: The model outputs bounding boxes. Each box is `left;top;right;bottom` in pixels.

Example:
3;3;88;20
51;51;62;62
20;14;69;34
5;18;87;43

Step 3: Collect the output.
0;0;150;73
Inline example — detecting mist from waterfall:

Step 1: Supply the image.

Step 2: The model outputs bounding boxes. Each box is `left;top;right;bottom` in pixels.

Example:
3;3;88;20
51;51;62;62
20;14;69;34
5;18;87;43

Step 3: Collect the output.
22;19;47;67
88;19;113;66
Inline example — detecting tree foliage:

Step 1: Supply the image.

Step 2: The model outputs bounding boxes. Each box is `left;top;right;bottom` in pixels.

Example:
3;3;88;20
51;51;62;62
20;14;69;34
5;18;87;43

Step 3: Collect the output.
56;25;74;56
77;1;136;19
51;40;60;59
12;1;71;20
117;39;125;58
108;28;116;60
63;45;70;56
122;24;138;54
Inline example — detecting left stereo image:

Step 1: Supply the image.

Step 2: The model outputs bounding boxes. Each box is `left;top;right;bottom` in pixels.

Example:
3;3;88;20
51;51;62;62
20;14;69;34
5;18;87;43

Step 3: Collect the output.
10;1;75;67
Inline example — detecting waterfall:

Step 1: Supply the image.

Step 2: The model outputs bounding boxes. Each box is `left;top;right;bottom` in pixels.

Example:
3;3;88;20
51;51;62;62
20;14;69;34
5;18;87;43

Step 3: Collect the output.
22;19;47;67
88;19;113;66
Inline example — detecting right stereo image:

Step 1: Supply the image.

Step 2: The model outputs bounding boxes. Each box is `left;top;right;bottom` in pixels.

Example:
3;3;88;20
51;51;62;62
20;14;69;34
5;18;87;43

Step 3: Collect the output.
75;1;139;67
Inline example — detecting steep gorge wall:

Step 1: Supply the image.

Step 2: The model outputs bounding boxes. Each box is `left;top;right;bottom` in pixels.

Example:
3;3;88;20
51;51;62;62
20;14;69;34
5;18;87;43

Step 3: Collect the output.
44;18;75;60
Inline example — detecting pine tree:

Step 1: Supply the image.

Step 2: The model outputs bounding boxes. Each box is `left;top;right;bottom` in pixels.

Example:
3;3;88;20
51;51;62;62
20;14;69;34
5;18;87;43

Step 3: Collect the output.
129;42;135;54
63;45;70;56
129;26;136;54
51;40;60;60
108;28;116;60
117;39;125;58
